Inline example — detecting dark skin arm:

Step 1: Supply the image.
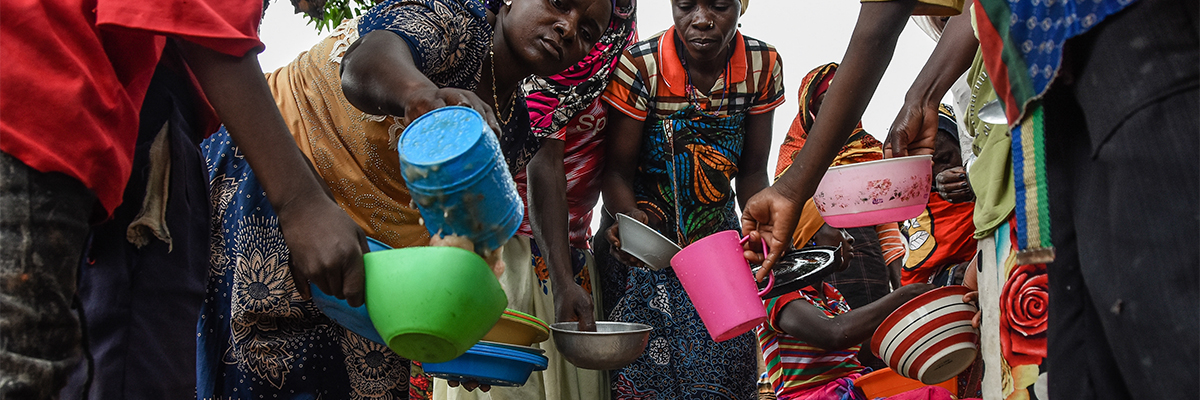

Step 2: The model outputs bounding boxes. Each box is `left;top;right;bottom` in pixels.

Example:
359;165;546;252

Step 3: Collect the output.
340;30;502;134
601;109;652;267
778;282;935;350
529;138;598;331
735;111;774;210
179;41;369;306
883;14;978;158
744;0;918;278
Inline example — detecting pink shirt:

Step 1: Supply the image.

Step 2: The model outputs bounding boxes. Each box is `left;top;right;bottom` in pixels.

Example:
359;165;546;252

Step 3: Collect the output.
515;98;607;249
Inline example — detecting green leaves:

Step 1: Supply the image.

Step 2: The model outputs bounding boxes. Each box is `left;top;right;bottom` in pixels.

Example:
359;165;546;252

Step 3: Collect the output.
302;0;377;32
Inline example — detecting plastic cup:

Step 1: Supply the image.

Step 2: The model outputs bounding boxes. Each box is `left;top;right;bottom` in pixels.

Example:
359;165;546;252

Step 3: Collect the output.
398;106;523;253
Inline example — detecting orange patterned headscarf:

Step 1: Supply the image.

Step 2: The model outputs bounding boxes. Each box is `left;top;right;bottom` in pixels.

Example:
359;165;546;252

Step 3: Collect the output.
773;62;883;180
776;62;886;248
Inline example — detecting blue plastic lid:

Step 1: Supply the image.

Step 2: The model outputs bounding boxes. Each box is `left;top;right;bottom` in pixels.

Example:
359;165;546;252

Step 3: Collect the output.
399;106;487;166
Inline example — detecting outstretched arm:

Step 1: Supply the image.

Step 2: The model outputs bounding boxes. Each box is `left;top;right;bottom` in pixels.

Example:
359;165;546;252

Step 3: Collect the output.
340;30;502;132
179;41;369;306
736;111;774;210
600;109;650;267
529;138;598;331
745;0;917;274
884;14;978;158
778;283;935;350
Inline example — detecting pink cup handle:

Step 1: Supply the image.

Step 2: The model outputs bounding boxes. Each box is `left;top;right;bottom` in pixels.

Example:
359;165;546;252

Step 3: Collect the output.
739;235;775;296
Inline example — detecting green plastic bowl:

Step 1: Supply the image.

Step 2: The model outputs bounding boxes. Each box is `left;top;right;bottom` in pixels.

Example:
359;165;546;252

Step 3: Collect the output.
365;246;507;363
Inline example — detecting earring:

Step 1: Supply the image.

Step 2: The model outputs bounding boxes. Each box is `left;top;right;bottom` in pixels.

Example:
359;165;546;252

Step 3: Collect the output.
707;21;715;28
504;0;512;6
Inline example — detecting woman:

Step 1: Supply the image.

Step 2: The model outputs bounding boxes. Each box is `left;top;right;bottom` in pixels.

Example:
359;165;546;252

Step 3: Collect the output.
595;0;783;397
197;0;612;398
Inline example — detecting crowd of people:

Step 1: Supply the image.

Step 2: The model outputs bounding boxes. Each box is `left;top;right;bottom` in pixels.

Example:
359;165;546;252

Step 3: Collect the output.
0;0;1194;399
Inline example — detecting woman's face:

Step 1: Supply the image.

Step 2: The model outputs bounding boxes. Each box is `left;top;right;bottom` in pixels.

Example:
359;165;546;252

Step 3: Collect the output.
671;0;740;63
502;0;612;76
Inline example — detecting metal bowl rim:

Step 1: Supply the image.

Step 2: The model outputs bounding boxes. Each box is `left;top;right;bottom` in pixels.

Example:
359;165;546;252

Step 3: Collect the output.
548;321;653;335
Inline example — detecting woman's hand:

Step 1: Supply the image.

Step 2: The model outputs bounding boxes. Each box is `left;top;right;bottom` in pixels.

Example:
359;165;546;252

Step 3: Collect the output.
741;186;804;280
275;194;369;307
811;224;854;270
401;87;502;134
605;209;649;268
883;98;940;158
963;252;980;328
935;166;975;203
341;31;501;133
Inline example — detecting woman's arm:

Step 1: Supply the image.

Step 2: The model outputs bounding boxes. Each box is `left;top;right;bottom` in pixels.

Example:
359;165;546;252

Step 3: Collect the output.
179;41;369;306
600;109;649;265
777;283;935;350
736;110;774;209
742;0;918;274
884;14;979;157
340;30;501;132
528;138;598;330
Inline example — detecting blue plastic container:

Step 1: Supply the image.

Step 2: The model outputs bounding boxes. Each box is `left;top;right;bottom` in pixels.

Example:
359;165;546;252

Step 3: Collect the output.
422;342;549;387
398;106;523;253
309;237;391;345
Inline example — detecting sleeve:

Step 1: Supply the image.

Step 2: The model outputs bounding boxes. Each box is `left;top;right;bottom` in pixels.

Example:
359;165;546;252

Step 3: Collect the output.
95;0;263;57
357;0;488;80
875;222;906;265
748;49;786;115
600;49;652;121
860;0;965;16
764;291;809;333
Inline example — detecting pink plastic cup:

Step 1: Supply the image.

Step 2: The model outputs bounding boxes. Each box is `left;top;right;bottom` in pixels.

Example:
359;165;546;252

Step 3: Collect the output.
670;231;774;342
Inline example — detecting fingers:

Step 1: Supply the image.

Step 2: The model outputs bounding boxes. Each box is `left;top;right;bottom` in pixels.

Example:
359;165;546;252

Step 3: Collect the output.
606;224;621;247
342;256;366;307
292;266;313;300
577;310;597;332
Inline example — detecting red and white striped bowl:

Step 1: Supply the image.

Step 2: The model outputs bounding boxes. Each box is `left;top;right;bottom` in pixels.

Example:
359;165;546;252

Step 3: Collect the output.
871;285;978;385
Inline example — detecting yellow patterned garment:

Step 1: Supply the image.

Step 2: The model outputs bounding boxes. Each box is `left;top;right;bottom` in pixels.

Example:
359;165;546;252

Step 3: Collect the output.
860;0;964;16
266;22;430;249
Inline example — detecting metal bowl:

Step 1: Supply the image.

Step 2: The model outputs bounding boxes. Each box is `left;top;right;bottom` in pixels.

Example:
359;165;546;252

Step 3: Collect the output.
549;321;652;370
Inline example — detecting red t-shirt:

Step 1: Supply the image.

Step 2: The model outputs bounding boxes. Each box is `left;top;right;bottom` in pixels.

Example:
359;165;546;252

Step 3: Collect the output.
899;193;978;285
514;98;607;249
0;0;263;215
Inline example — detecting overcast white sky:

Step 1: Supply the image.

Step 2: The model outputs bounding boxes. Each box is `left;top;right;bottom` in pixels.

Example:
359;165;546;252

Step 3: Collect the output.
255;1;945;230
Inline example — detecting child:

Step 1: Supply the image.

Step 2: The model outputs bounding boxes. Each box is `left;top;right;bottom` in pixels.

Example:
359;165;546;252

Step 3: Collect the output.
757;222;942;400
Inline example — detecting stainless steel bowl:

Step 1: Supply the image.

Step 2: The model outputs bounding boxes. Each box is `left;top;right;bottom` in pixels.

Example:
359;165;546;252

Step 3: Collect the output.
549;321;652;370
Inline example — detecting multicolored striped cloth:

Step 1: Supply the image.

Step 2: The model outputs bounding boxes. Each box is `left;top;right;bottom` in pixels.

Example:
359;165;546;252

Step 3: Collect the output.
757;283;865;397
973;0;1134;263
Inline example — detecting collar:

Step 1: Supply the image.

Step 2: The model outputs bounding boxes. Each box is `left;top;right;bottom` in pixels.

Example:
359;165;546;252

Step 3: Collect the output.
657;26;748;93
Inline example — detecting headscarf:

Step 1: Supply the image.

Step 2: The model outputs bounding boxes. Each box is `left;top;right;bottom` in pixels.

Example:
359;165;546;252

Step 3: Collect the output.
774;62;887;248
774;62;883;179
520;0;638;139
937;103;958;141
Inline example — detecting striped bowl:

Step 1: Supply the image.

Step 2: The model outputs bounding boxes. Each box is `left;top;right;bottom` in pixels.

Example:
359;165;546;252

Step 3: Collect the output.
871;285;978;385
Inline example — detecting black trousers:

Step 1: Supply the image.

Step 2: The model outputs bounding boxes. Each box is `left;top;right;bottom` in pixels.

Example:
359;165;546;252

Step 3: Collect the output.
1044;0;1199;397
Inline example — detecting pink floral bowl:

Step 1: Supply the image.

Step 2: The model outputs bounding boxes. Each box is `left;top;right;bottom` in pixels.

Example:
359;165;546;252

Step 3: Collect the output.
812;155;932;228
